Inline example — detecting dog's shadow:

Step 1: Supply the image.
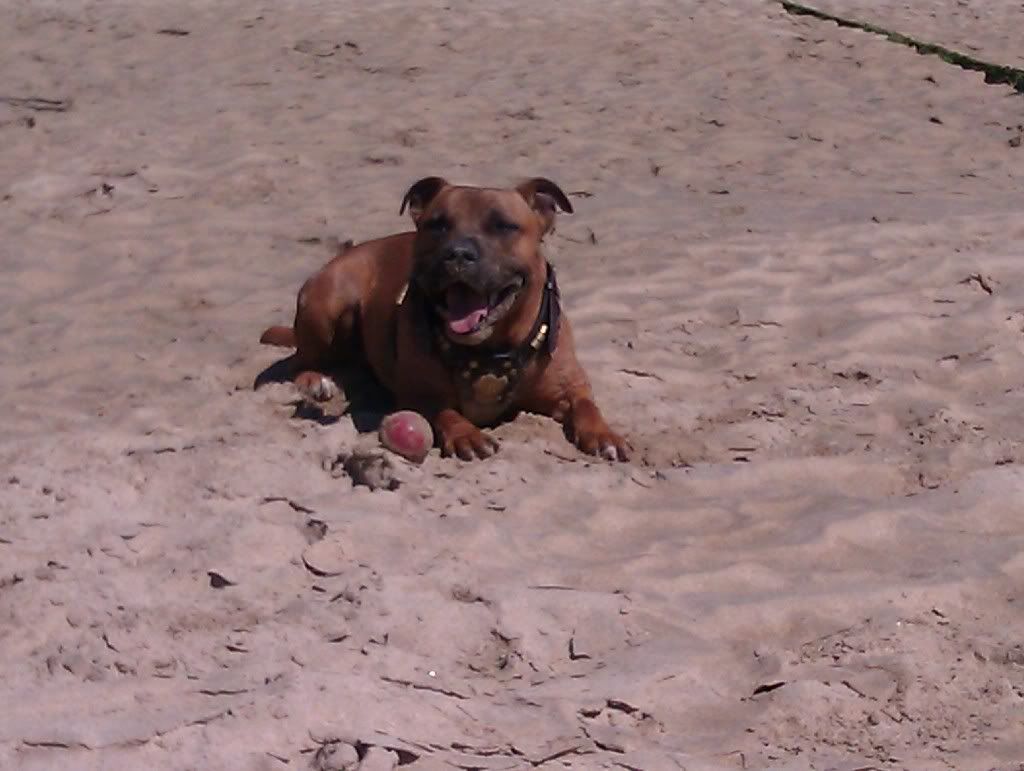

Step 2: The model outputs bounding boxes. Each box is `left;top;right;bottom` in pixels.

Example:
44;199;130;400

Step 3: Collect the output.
254;354;394;432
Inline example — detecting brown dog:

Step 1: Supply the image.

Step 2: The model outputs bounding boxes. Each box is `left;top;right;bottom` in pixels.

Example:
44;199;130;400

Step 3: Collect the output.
260;177;628;461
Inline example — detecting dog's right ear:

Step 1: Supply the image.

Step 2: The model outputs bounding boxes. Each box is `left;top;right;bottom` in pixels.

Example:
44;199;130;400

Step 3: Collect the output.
399;176;449;223
516;177;574;235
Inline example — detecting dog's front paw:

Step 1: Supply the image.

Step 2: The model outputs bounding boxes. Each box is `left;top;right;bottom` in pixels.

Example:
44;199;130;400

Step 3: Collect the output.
440;424;499;461
574;427;630;462
568;398;630;462
295;371;338;401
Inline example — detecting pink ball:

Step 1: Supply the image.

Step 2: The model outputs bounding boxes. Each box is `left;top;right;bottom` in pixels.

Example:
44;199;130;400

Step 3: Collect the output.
379;411;434;464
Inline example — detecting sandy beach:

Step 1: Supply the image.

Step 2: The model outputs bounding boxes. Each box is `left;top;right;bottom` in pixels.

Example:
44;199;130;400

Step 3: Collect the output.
3;1;1024;768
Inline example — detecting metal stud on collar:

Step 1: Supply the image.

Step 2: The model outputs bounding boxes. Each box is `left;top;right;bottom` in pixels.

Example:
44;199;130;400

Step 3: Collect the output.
530;323;548;350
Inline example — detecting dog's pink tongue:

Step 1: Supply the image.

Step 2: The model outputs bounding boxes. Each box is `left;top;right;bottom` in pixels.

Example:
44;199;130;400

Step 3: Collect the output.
446;285;489;334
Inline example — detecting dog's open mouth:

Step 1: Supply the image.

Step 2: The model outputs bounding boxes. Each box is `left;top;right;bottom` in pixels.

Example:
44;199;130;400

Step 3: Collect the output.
437;277;523;338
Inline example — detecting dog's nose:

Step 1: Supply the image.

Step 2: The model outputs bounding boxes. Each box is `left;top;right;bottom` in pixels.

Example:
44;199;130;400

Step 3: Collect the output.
445;237;480;264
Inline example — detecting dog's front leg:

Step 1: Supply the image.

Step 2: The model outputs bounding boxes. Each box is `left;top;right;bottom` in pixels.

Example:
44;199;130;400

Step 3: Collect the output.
565;390;629;462
400;387;498;461
433;408;499;460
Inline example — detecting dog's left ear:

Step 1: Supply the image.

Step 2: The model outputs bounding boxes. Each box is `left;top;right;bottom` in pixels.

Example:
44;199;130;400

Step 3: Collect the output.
400;176;449;224
516;177;573;235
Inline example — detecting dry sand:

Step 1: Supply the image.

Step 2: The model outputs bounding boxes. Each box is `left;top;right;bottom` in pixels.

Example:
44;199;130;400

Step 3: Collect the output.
3;1;1024;768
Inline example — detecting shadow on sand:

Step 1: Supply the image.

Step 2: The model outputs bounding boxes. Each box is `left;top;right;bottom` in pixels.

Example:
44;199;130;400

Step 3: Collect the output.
253;354;395;432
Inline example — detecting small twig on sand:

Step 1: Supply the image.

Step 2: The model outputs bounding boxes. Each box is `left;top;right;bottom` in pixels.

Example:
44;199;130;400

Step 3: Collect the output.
0;96;72;112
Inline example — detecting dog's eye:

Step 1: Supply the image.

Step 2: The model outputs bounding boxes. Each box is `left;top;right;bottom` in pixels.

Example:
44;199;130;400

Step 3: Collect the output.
492;218;520;234
423;216;450;233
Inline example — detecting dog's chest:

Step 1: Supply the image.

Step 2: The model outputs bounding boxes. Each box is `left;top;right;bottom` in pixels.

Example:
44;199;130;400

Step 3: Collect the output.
455;367;521;426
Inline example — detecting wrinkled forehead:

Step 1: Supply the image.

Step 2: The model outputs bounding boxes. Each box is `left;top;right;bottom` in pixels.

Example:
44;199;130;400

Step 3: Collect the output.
432;186;533;221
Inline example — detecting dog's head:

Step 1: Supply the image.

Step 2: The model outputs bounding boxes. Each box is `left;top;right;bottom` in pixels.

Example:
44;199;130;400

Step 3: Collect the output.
401;176;572;346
